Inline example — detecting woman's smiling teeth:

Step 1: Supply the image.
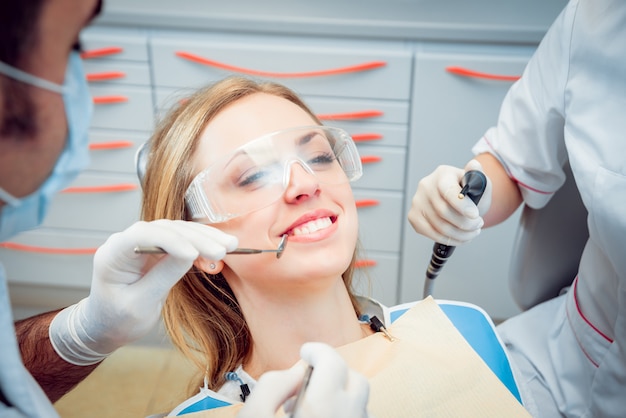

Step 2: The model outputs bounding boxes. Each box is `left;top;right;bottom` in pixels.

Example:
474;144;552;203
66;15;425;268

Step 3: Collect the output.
292;217;333;236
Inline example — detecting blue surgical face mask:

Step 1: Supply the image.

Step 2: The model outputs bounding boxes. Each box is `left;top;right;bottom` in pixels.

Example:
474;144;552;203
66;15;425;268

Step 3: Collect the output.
0;52;93;241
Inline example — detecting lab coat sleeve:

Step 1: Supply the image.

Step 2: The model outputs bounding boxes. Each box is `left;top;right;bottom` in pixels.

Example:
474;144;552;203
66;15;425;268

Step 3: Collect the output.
472;0;579;210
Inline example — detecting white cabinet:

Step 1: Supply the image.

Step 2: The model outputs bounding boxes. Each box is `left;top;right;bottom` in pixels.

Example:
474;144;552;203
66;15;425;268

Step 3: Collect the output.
400;43;536;319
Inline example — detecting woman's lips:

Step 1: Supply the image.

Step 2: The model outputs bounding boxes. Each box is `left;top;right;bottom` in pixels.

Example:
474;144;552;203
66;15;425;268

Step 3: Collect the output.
282;210;338;237
291;216;333;236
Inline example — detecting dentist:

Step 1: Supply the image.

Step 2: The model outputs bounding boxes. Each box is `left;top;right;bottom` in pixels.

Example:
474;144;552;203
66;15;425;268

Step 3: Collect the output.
0;1;368;417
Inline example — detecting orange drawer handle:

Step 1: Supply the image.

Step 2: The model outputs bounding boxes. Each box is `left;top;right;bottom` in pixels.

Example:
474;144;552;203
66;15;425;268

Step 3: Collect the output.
0;242;97;255
360;155;382;164
446;66;521;82
355;259;377;269
81;47;124;60
176;51;386;78
93;95;129;105
86;71;126;82
62;183;138;193
89;141;134;150
351;133;383;142
355;199;380;208
317;110;384;120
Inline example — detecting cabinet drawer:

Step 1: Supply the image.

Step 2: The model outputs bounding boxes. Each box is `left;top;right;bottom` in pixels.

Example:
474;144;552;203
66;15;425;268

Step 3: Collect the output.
150;33;412;100
41;173;141;233
88;130;148;174
0;229;107;288
80;28;149;62
84;61;152;86
352;145;406;191
336;122;408;147
354;190;403;253
89;85;154;131
353;252;399;306
304;97;410;125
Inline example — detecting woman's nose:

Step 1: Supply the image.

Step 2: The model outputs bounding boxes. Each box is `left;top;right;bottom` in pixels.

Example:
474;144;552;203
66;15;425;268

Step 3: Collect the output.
282;161;320;203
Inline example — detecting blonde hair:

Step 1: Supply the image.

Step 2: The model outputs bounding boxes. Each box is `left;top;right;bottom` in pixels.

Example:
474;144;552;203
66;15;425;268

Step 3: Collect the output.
141;76;363;390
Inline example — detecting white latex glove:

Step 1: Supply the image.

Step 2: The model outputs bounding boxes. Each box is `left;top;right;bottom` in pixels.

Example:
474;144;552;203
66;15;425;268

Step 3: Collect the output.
408;159;492;247
49;220;238;365
238;342;372;418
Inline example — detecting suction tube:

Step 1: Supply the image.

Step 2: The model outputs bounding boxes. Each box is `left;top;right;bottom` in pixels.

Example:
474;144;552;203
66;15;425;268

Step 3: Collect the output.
423;170;487;298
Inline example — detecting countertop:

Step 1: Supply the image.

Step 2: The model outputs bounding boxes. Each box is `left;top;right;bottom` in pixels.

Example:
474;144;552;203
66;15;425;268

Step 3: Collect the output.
95;0;569;44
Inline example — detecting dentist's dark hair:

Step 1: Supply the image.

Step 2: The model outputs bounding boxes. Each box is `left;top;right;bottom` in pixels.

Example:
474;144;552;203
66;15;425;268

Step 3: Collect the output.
0;0;45;139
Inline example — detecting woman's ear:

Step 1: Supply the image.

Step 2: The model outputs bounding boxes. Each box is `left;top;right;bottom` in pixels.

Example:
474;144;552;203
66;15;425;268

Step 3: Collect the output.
194;258;224;275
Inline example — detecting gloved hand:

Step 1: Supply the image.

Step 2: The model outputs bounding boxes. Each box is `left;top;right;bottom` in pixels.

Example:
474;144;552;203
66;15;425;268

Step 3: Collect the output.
238;342;371;418
49;220;238;365
408;159;492;247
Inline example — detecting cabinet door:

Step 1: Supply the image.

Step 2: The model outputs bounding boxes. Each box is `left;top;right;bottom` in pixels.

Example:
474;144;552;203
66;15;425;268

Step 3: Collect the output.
0;229;107;288
401;43;535;320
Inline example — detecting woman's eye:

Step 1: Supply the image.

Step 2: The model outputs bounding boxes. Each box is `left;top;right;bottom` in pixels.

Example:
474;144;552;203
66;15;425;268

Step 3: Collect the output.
308;152;336;166
238;170;268;187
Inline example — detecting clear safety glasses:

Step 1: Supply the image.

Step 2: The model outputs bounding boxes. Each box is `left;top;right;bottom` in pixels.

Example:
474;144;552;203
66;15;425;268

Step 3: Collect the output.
185;126;363;223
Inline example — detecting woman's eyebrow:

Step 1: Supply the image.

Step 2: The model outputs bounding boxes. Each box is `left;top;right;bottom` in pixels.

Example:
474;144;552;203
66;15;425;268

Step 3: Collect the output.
296;132;317;146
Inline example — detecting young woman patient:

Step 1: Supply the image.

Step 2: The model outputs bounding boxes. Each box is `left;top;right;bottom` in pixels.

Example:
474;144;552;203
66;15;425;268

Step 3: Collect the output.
139;76;521;417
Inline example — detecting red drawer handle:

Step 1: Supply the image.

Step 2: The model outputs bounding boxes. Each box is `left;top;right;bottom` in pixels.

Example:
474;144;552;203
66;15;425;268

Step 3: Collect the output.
93;95;129;105
355;199;380;208
355;259;377;269
81;47;124;60
317;110;384;121
86;71;126;82
445;66;521;82
360;155;382;164
0;242;97;255
89;141;134;150
62;183;138;194
175;51;386;78
351;133;383;142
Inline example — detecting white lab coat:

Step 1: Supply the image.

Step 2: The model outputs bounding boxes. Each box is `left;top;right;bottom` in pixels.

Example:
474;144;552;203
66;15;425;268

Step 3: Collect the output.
473;0;626;416
0;265;60;417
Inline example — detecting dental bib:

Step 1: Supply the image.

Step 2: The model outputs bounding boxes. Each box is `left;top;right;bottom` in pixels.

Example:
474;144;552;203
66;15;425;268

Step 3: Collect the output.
165;297;529;418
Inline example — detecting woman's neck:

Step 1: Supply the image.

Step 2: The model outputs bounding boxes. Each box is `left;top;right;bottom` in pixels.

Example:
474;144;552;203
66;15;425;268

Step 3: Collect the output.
235;279;367;379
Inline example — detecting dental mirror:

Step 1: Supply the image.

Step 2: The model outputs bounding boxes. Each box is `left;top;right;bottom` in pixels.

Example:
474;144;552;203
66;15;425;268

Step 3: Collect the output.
134;234;288;259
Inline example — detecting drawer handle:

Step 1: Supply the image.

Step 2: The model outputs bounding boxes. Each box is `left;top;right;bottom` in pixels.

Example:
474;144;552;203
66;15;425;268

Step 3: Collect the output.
175;51;386;78
355;259;377;269
445;66;520;82
360;155;382;164
80;46;124;60
86;71;126;82
81;47;124;60
0;242;97;255
317;110;384;120
89;141;134;150
351;133;383;142
93;95;129;105
62;183;138;194
355;199;380;208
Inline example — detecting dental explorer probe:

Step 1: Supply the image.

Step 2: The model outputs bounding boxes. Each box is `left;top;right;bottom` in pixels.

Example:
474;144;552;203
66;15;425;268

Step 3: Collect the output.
423;170;487;298
134;234;288;259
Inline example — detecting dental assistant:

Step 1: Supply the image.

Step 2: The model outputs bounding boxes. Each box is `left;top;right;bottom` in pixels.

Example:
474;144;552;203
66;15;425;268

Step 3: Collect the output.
408;0;626;416
0;2;364;417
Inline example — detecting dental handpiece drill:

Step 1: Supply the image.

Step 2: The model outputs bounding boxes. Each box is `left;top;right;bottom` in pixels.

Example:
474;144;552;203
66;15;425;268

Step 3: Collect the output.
134;234;288;259
423;170;487;298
